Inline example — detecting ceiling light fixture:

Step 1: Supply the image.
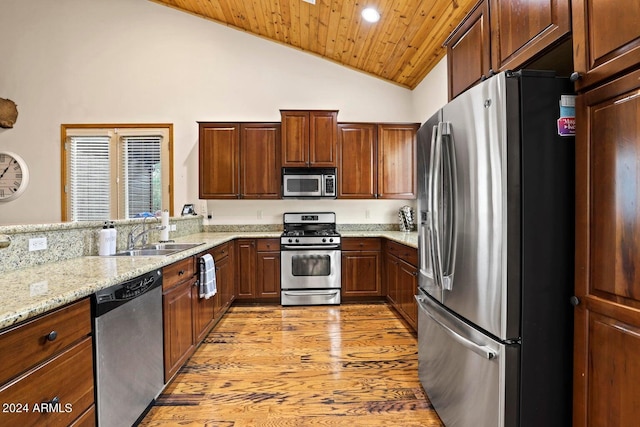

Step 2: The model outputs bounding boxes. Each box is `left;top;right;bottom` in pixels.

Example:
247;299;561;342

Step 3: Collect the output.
362;7;381;23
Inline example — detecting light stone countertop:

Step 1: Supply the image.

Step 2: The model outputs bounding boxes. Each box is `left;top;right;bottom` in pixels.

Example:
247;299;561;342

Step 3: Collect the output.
0;230;417;330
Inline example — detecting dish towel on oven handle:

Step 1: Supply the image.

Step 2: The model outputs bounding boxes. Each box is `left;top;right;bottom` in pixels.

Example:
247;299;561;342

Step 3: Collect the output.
199;254;217;299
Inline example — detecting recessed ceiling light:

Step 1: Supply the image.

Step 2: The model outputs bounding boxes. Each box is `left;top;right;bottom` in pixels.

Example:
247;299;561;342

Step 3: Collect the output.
362;7;381;23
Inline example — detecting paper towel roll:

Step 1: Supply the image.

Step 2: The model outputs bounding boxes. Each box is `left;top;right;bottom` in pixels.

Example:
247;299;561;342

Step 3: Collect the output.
160;210;170;241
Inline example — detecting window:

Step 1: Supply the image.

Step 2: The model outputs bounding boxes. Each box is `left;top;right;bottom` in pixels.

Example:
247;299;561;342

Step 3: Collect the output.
61;124;173;222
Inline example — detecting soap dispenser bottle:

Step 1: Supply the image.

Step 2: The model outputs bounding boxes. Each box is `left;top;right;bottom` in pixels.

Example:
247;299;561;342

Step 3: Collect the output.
108;221;117;254
98;222;110;256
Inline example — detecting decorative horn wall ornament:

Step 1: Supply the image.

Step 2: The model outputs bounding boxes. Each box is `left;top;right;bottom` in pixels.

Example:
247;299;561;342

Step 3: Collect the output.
0;98;18;128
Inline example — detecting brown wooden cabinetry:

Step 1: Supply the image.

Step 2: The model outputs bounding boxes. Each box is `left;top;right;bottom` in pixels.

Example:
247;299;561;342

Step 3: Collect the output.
338;123;418;199
236;238;281;301
0;299;95;426
162;256;197;381
573;68;640;427
446;0;571;99
571;0;640;91
385;241;418;331
256;239;281;300
199;123;239;198
281;110;338;167
489;0;571;73
199;122;281;199
341;238;383;299
445;0;491;100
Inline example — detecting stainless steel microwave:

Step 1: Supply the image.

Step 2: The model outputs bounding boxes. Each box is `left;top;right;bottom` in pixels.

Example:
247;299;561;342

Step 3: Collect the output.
282;167;337;199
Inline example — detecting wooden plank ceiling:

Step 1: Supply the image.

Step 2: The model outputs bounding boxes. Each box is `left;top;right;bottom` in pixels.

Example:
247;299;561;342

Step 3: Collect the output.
149;0;477;89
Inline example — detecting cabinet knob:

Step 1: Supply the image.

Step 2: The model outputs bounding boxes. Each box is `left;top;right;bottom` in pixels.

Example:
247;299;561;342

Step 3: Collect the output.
46;330;58;342
570;296;580;306
570;72;582;82
178;270;185;276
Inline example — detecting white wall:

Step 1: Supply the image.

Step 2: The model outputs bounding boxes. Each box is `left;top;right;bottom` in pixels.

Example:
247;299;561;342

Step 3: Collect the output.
412;57;449;124
0;0;447;226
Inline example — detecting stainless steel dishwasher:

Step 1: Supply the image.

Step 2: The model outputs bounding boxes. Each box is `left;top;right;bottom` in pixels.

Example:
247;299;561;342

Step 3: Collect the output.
93;269;164;427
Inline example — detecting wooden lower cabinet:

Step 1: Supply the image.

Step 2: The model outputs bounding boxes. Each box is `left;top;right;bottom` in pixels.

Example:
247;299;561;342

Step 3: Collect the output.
385;241;418;331
341;238;383;299
236;239;281;301
0;298;94;426
163;276;196;381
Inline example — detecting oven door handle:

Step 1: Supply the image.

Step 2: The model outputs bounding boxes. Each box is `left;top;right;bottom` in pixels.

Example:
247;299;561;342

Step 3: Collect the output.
281;244;341;250
283;290;341;296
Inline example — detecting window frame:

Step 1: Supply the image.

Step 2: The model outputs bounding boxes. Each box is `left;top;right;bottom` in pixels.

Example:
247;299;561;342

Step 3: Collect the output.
60;123;174;222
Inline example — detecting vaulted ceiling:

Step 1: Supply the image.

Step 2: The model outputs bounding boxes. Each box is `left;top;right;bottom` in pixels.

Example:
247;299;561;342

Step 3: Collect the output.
149;0;477;89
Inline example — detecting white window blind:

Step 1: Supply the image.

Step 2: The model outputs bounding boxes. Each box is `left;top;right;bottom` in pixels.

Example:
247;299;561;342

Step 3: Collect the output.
68;136;111;221
121;135;162;218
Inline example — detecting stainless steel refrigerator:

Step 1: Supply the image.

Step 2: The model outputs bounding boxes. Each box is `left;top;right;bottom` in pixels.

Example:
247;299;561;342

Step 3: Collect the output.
416;70;574;427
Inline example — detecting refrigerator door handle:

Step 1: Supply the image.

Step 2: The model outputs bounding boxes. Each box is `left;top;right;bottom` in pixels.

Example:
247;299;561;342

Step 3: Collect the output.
439;122;457;291
416;296;497;360
424;124;442;287
430;124;444;289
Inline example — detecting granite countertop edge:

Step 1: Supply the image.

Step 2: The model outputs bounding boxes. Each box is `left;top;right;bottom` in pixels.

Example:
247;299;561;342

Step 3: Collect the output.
0;230;417;330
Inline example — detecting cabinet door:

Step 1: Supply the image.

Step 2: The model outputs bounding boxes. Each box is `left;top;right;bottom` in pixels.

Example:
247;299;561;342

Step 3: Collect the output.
281;111;309;166
572;0;640;90
341;250;382;297
377;124;418;199
235;239;256;299
489;0;571;72
386;254;400;305
338;123;377;198
574;69;640;426
397;259;418;330
240;123;281;199
256;251;281;299
309;111;338;166
192;288;215;343
199;123;240;198
445;0;491;100
163;278;195;381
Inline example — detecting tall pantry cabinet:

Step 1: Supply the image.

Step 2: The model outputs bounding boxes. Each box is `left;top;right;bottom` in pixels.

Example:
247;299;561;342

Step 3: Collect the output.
572;0;640;425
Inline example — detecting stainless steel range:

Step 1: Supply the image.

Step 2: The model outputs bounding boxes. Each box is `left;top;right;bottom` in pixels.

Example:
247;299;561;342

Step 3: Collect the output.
280;212;341;305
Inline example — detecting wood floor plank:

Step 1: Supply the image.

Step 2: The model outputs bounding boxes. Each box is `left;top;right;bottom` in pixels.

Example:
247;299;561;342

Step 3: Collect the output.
140;303;443;426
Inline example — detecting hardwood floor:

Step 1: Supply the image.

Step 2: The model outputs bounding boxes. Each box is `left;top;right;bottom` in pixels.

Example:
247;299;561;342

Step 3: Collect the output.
140;303;443;426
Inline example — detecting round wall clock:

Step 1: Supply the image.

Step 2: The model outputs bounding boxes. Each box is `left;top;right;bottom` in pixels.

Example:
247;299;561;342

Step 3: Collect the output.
0;151;29;202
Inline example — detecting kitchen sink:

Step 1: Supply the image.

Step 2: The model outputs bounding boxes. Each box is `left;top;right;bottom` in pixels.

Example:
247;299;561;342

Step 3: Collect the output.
112;242;205;257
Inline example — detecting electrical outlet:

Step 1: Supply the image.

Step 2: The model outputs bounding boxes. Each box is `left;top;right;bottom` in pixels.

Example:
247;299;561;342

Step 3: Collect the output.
29;237;47;251
257;210;263;219
170;224;177;231
365;209;371;219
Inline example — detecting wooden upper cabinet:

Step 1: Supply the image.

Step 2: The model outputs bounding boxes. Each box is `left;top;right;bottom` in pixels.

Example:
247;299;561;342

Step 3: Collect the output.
445;0;491;100
281;110;338;167
574;68;640;427
489;0;571;72
377;124;418;199
338;123;377;198
240;123;281;199
571;0;640;90
199;123;240;199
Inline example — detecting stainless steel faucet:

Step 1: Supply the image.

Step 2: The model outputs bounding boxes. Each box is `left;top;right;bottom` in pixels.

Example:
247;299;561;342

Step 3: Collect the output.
127;217;166;249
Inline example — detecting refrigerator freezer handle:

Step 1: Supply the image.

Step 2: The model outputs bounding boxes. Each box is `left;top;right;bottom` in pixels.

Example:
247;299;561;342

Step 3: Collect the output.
416;296;497;360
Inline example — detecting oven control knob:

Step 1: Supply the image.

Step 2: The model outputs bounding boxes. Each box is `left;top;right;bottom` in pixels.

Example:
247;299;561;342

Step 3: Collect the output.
322;238;327;243
295;238;300;243
329;238;334;243
288;238;293;243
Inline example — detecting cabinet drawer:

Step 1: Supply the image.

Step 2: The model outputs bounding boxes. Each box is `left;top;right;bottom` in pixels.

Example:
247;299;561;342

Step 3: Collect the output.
163;257;195;290
386;241;418;266
0;337;94;427
342;238;382;251
257;238;280;252
0;298;91;385
210;242;230;262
